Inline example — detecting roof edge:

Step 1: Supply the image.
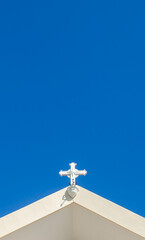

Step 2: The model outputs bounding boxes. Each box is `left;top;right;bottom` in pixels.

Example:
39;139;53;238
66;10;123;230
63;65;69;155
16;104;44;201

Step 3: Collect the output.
0;187;73;238
74;186;145;238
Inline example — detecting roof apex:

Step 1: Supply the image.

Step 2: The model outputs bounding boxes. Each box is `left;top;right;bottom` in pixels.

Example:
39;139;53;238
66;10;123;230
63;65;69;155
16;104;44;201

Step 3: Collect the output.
0;186;145;239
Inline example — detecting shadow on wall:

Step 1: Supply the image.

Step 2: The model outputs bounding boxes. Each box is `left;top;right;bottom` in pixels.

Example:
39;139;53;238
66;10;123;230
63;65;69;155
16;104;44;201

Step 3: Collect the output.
60;189;72;207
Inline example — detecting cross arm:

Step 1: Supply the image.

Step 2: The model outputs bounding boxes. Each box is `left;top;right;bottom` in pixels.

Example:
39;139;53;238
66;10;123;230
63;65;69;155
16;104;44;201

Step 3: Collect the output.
59;170;70;176
75;169;87;176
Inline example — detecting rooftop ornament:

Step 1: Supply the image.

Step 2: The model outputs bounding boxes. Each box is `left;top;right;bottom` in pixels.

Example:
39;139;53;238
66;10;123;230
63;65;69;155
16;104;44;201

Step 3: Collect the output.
59;162;87;198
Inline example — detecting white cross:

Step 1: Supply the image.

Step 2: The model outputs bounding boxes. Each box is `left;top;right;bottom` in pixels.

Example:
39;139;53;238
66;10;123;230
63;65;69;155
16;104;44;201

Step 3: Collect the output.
59;162;87;186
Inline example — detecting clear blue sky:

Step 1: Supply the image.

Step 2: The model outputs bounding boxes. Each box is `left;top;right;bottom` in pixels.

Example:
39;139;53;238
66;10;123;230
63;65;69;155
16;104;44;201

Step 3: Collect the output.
0;0;145;218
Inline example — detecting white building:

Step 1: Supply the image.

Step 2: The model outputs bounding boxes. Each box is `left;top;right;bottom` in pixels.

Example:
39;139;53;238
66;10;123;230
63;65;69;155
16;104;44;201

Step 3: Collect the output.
0;163;145;240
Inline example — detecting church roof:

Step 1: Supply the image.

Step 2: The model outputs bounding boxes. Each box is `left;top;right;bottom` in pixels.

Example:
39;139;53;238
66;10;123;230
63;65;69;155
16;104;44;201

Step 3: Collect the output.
0;186;145;240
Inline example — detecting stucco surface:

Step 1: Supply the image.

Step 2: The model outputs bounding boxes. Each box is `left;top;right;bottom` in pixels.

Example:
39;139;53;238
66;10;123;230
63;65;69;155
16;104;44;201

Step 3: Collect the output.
1;205;72;240
73;203;144;240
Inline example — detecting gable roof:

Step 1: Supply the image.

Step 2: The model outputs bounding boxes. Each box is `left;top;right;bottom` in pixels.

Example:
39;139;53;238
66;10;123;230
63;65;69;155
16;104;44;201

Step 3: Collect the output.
0;186;145;240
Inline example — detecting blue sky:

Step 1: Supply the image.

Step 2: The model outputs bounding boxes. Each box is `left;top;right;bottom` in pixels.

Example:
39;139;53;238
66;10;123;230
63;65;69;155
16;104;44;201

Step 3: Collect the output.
0;0;145;218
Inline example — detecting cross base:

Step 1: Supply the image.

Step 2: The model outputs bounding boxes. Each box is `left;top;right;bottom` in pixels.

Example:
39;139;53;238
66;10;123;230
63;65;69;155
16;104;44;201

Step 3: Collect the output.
67;185;79;198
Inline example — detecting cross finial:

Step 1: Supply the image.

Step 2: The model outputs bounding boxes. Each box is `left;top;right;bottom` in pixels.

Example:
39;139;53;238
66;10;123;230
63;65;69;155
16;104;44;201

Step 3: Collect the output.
59;162;87;186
